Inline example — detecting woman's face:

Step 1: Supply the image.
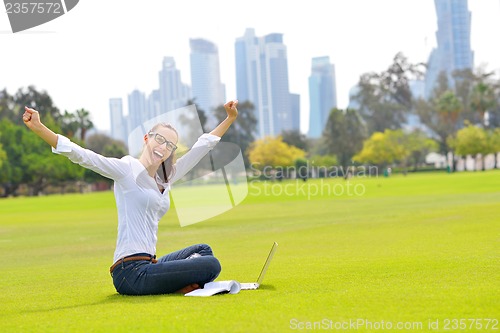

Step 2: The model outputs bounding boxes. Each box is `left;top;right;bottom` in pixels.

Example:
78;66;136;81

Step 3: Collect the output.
143;126;178;165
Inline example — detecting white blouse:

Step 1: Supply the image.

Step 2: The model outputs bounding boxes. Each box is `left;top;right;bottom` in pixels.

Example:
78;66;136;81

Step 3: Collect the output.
52;133;221;262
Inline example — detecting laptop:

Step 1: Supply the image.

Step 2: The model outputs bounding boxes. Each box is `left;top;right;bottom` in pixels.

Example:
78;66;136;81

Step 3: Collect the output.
240;242;278;290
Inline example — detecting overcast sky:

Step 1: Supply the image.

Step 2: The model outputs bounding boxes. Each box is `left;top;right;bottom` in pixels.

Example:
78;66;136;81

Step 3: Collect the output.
1;0;499;134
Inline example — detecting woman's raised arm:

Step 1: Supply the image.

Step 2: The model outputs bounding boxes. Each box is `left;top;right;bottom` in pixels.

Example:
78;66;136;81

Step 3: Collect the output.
209;100;238;138
22;106;58;148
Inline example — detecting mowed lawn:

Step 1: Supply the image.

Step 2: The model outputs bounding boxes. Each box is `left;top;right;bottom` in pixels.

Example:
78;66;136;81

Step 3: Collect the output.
0;171;499;332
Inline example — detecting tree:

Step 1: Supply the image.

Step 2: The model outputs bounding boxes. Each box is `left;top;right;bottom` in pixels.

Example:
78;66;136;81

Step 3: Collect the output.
11;86;61;125
488;74;500;128
0;86;105;195
86;133;127;156
353;53;424;134
404;130;438;171
83;133;127;185
213;100;257;169
488;128;500;169
75;108;94;142
448;67;499;127
281;129;309;151
449;124;489;171
353;130;409;168
0;114;86;196
452;68;480;124
248;136;306;177
0;89;15;121
21;115;84;195
379;52;424;109
307;154;338;178
0;118;26;196
103;143;128;158
416;86;463;170
60;110;79;139
470;81;496;127
0;143;6;170
322;108;367;167
485;108;500;129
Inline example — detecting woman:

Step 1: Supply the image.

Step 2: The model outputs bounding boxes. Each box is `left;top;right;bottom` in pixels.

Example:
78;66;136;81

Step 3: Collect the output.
22;100;238;295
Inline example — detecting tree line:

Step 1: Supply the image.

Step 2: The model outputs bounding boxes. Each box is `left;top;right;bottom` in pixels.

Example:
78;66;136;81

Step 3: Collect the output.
2;53;500;196
246;53;500;177
0;86;127;197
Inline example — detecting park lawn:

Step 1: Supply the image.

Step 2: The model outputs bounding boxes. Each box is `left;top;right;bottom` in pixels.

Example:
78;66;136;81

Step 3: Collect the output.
0;171;499;332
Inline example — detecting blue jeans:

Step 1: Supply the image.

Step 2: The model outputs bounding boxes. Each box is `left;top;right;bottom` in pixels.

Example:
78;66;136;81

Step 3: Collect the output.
111;244;221;295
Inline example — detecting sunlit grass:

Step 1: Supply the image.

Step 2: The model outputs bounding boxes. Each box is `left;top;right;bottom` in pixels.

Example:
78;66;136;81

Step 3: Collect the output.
0;171;499;332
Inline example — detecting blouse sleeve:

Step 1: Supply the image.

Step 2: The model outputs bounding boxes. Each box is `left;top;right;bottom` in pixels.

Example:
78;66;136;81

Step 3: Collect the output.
169;133;221;184
52;134;129;181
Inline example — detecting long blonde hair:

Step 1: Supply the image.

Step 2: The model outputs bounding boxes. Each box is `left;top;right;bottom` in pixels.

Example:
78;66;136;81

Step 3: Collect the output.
149;123;178;183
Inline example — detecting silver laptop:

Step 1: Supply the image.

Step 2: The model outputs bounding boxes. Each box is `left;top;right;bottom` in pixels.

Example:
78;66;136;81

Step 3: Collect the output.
240;242;278;290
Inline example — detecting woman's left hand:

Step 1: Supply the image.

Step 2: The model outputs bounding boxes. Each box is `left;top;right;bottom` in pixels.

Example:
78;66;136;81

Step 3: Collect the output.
224;100;238;119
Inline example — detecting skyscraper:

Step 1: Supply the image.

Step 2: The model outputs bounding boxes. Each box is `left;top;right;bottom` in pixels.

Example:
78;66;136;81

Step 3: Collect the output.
109;97;126;143
289;93;301;132
308;56;337;138
235;28;293;138
158;56;190;114
147;89;161;119
190;38;225;128
425;0;474;98
127;89;147;135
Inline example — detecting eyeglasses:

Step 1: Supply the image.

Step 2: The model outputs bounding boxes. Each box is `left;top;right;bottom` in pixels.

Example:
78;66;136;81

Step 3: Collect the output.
148;132;177;151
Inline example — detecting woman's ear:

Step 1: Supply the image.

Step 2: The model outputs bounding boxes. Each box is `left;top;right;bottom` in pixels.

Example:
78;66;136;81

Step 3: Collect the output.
144;134;148;142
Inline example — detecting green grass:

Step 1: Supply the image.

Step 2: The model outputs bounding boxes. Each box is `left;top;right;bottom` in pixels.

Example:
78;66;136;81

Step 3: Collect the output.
0;171;499;332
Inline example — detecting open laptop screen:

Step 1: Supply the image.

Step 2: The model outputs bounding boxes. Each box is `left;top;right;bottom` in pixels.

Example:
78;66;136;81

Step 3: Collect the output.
257;242;278;285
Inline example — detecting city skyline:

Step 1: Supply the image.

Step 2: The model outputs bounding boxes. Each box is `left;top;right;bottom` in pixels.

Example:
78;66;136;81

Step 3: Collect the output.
425;0;474;98
235;28;296;138
1;0;499;134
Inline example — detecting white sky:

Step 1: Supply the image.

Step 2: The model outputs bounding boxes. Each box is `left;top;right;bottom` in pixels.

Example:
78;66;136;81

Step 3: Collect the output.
1;0;499;134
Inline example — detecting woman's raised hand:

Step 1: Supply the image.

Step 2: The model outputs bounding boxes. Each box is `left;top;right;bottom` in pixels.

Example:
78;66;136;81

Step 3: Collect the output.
22;106;42;130
224;100;238;119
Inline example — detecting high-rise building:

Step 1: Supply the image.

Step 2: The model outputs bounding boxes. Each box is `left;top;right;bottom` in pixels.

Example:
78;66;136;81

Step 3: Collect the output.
289;93;301;132
158;56;190;114
127;89;147;135
425;0;474;98
109;98;126;144
308;56;337;138
189;38;225;128
147;89;161;120
109;58;190;149
235;28;293;138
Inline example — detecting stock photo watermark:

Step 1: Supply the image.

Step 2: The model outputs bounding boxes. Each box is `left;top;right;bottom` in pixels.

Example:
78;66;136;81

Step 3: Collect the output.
249;163;379;200
249;178;367;200
3;0;79;33
289;318;499;331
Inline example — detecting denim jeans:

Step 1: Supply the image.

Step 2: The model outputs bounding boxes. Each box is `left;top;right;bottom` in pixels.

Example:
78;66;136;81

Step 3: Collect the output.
111;244;221;295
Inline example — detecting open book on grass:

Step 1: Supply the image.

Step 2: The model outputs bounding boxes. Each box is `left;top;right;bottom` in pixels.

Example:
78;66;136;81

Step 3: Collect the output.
185;280;241;297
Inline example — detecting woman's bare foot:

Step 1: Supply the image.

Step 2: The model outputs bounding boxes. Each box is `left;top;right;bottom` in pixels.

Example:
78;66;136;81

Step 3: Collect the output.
175;283;200;294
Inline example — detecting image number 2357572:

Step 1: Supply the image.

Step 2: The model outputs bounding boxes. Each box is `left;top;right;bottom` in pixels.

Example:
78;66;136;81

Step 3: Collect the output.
3;0;79;33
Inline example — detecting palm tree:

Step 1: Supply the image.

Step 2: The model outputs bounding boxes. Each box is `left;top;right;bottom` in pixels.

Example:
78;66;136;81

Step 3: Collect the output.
437;91;462;125
60;110;79;139
470;82;495;127
437;91;462;171
75;108;94;142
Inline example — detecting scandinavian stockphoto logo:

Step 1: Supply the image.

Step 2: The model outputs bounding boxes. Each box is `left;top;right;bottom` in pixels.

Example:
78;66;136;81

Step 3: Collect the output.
4;0;79;33
128;104;249;227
